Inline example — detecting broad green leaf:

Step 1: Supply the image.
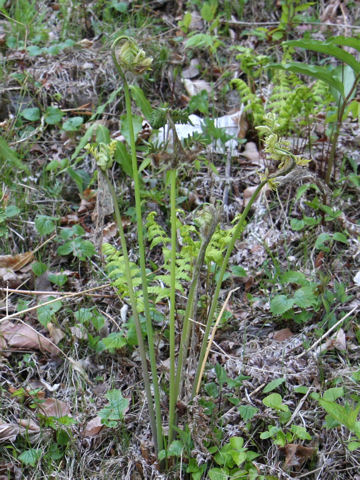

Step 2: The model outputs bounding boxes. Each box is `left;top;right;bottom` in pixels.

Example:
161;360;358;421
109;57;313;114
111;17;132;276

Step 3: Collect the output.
37;298;62;326
167;440;184;457
280;271;307;286
315;232;332;251
208;468;229;480
290;425;312;440
130;85;153;119
48;273;68;287
293;286;318;309
269;62;344;97
348;441;360;451
120;114;143;146
110;1;128;12
99;389;129;427
44;106;63;125
27;45;43;56
19;449;42;467
294;386;309;394
290;218;305;231
238;405;258;421
21;107;40;121
5;205;20;218
323;387;344;402
270;295;294;315
263;393;289;412
96;124;110;144
0;136;30;173
333;232;348;244
62;116;83;132
231;265;247;277
66;167;91;192
114;141;133;176
263;378;286;393
32;261;47;276
102;332;127;353
284;39;360;74
35;215;57;235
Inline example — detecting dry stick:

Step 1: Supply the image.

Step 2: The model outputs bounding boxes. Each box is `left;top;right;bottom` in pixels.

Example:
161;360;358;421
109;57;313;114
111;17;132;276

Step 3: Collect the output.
194;287;240;396
0;284;108;324
297;306;358;359
0;286;113;298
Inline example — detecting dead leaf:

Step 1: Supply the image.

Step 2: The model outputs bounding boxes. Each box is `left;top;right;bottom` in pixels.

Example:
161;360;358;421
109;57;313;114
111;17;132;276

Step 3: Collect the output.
17;418;40;433
82;416;104;437
78;188;96;214
325;328;347;351
240;142;261;164
183;78;212;97
0;320;60;355
0;423;19;442
60;214;80;225
0;252;34;271
102;222;118;243
280;443;315;467
38;398;70;418
273;328;294;342
243;184;270;209
47;322;65;344
182;58;200;79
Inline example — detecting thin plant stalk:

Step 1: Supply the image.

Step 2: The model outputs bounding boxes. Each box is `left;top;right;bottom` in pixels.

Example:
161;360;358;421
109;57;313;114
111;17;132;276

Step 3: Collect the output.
174;207;219;404
112;41;163;451
191;160;296;398
325;72;360;184
103;171;159;450
168;167;177;444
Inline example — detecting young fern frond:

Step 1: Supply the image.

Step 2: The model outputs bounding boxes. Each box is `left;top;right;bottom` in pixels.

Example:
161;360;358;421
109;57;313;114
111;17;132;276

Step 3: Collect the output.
231;78;265;127
103;243;145;311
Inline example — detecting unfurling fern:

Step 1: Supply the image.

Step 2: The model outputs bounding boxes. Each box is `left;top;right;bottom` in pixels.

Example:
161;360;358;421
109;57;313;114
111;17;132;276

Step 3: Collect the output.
102;243;145;311
231;78;265;127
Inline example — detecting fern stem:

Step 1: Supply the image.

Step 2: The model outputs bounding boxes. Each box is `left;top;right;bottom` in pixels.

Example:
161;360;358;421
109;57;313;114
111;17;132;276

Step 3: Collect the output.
168;168;177;444
112;45;163;452
191;157;296;397
191;180;267;398
123;76;163;452
103;171;159;451
175;207;219;402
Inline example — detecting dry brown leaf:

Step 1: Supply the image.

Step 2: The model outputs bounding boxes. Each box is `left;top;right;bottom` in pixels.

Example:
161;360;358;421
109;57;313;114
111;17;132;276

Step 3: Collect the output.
78;188;96;214
39;398;71;418
0;320;60;355
240;142;261;164
280;443;315;467
273;328;294;342
0;423;19;442
326;328;347;351
17;418;40;433
243;184;270;209
82;416;104;437
102;222;118;242
60;214;80;225
183;78;212;97
0;252;34;271
47;322;65;344
182;58;200;79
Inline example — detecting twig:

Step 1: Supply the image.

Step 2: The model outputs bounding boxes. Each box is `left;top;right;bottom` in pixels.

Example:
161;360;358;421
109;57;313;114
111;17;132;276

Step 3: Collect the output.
194;287;240;396
0;284;110;324
297;306;358;359
0;286;113;298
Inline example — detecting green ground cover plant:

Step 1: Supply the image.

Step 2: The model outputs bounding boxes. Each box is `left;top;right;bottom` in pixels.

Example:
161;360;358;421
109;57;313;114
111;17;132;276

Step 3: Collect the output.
0;1;360;479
